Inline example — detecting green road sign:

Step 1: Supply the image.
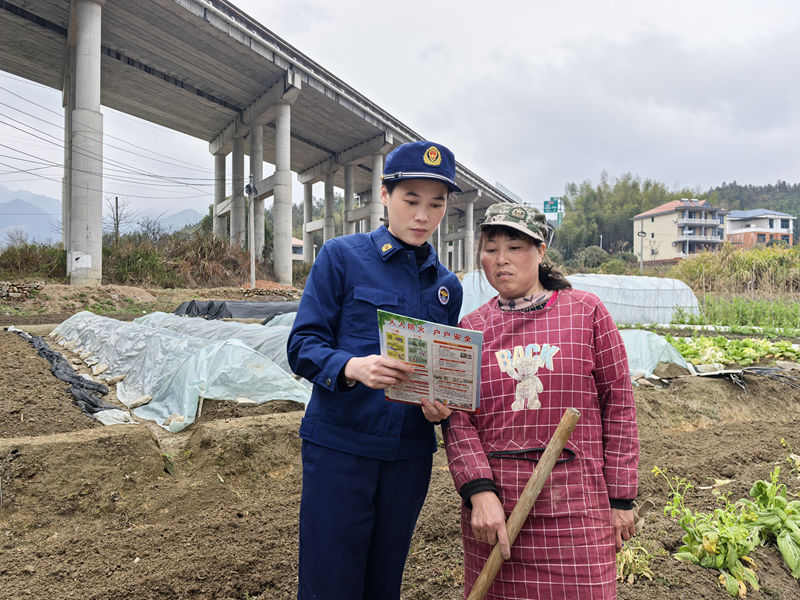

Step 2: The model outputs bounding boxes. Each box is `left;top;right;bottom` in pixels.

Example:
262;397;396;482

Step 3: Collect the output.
543;197;560;213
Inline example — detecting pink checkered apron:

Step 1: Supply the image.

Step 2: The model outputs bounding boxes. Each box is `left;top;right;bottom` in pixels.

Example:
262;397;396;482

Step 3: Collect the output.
445;289;639;599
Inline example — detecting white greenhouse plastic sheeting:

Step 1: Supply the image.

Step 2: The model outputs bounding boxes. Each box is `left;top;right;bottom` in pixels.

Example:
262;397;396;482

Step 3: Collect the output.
459;271;700;325
620;329;689;378
134;311;304;385
265;311;297;328
50;312;310;432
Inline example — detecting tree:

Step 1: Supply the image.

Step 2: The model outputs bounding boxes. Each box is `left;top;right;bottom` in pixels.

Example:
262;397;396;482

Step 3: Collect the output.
103;196;137;247
3;228;28;248
552;173;688;260
136;215;164;244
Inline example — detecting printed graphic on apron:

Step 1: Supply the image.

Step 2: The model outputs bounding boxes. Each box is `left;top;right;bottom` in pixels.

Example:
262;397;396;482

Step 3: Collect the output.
495;343;560;411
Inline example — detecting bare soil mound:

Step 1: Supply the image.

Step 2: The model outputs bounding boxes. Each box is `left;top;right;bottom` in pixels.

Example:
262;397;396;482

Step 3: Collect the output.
1;328;800;599
0;282;302;325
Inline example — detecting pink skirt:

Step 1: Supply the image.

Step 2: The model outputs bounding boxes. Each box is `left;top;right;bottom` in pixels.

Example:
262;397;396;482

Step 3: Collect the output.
462;511;617;600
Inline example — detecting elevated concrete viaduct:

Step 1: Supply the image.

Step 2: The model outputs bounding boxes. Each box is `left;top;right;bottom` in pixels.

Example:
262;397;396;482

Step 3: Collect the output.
0;0;518;285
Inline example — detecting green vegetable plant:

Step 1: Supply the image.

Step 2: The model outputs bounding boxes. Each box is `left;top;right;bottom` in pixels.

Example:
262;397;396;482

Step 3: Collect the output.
666;335;800;367
739;467;800;580
652;466;760;597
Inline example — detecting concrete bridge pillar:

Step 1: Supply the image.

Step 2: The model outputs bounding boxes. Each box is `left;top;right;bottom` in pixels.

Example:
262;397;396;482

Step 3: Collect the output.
370;153;384;231
67;0;105;286
231;136;245;247
440;210;449;270
272;102;293;285
359;191;370;234
249;124;264;259
343;165;355;235
465;196;475;272
213;153;226;238
324;173;335;242
303;182;313;264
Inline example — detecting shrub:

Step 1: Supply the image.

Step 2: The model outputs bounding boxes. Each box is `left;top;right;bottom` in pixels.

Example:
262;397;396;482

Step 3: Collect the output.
292;261;312;288
0;241;66;280
599;258;628;274
574;245;609;269
545;247;565;266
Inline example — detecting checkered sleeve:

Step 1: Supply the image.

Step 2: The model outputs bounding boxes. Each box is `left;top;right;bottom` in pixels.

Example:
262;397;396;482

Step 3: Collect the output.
592;301;639;501
443;409;494;492
443;313;494;493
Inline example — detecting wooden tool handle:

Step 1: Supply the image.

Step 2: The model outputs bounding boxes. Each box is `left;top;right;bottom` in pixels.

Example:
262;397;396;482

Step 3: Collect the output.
466;407;581;600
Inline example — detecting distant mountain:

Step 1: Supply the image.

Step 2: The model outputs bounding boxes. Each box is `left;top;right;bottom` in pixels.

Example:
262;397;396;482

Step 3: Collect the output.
158;208;204;231
0;198;59;246
0;185;60;217
0;183;206;243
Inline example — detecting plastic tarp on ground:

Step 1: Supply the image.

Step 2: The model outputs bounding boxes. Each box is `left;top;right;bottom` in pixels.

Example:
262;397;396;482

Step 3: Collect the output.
135;312;305;385
7;326;132;425
620;329;689;378
174;300;299;321
263;311;297;328
50;311;310;432
459;271;700;325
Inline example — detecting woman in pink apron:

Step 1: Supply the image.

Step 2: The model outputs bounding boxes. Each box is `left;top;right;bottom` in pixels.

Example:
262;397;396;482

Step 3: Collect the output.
444;202;639;599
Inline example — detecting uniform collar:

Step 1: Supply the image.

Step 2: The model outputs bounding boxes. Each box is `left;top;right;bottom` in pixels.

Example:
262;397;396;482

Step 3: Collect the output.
371;226;403;261
370;226;440;270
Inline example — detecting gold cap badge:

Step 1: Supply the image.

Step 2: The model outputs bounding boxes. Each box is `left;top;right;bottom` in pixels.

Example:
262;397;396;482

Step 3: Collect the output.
423;146;442;166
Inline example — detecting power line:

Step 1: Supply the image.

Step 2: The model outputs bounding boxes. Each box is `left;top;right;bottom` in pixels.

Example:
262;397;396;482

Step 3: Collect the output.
0;153;57;165
0;83;212;172
0;104;216;178
0;143;216;187
0;117;216;190
0;101;62;130
0;164;55;175
0;159;212;201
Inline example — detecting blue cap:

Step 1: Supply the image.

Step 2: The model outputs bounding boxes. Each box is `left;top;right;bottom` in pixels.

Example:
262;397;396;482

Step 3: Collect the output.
382;141;462;193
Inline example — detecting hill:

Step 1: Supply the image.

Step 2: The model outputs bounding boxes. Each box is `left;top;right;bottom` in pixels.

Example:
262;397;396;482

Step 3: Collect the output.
159;208;204;231
0;198;59;246
0;184;205;240
0;184;61;216
707;181;800;224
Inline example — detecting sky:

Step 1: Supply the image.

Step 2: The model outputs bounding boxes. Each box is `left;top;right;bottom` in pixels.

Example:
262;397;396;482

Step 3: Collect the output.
2;0;800;219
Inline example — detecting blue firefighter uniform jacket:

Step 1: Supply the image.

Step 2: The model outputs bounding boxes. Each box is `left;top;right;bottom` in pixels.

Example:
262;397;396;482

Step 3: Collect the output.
287;226;463;461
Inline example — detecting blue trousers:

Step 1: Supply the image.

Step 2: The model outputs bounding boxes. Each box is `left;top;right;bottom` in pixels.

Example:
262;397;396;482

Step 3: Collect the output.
298;441;433;600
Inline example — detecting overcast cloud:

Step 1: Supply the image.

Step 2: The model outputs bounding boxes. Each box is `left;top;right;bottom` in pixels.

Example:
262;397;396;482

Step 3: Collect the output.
2;0;800;217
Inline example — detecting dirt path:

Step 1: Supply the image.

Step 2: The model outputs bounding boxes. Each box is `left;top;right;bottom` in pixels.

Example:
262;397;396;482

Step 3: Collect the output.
1;327;800;599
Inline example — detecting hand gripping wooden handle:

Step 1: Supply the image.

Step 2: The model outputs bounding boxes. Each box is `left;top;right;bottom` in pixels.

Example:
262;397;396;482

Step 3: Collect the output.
466;407;581;600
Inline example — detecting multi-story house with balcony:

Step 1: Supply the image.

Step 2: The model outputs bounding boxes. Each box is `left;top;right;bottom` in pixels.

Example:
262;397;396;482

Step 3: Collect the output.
725;209;794;247
632;198;726;263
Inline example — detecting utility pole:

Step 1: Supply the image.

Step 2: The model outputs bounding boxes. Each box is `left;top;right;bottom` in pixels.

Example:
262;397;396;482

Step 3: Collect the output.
638;223;645;274
247;174;255;289
114;196;119;247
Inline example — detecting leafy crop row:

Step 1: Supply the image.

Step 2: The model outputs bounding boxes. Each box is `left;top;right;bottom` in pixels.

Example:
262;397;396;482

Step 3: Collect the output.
666;335;800;366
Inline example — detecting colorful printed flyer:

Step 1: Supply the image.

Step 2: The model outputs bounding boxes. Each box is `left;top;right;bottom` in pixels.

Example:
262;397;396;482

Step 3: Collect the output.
377;309;482;412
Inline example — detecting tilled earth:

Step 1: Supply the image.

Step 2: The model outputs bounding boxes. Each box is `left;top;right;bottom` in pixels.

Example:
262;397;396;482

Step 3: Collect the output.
2;328;800;599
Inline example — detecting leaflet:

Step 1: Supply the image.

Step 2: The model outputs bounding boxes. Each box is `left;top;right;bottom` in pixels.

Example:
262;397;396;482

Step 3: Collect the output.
377;309;482;412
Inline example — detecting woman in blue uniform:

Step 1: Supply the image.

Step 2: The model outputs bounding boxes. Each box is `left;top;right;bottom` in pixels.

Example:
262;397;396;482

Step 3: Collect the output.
287;140;463;600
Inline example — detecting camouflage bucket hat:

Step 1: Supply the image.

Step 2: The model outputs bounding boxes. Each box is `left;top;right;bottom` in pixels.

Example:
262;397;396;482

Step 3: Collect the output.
480;202;552;244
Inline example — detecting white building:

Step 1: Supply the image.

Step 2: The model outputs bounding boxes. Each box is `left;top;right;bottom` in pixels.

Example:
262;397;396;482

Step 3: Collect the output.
725;209;794;247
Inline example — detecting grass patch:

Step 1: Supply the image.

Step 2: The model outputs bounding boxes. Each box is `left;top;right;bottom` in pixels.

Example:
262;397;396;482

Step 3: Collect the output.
669;244;800;294
673;295;800;330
